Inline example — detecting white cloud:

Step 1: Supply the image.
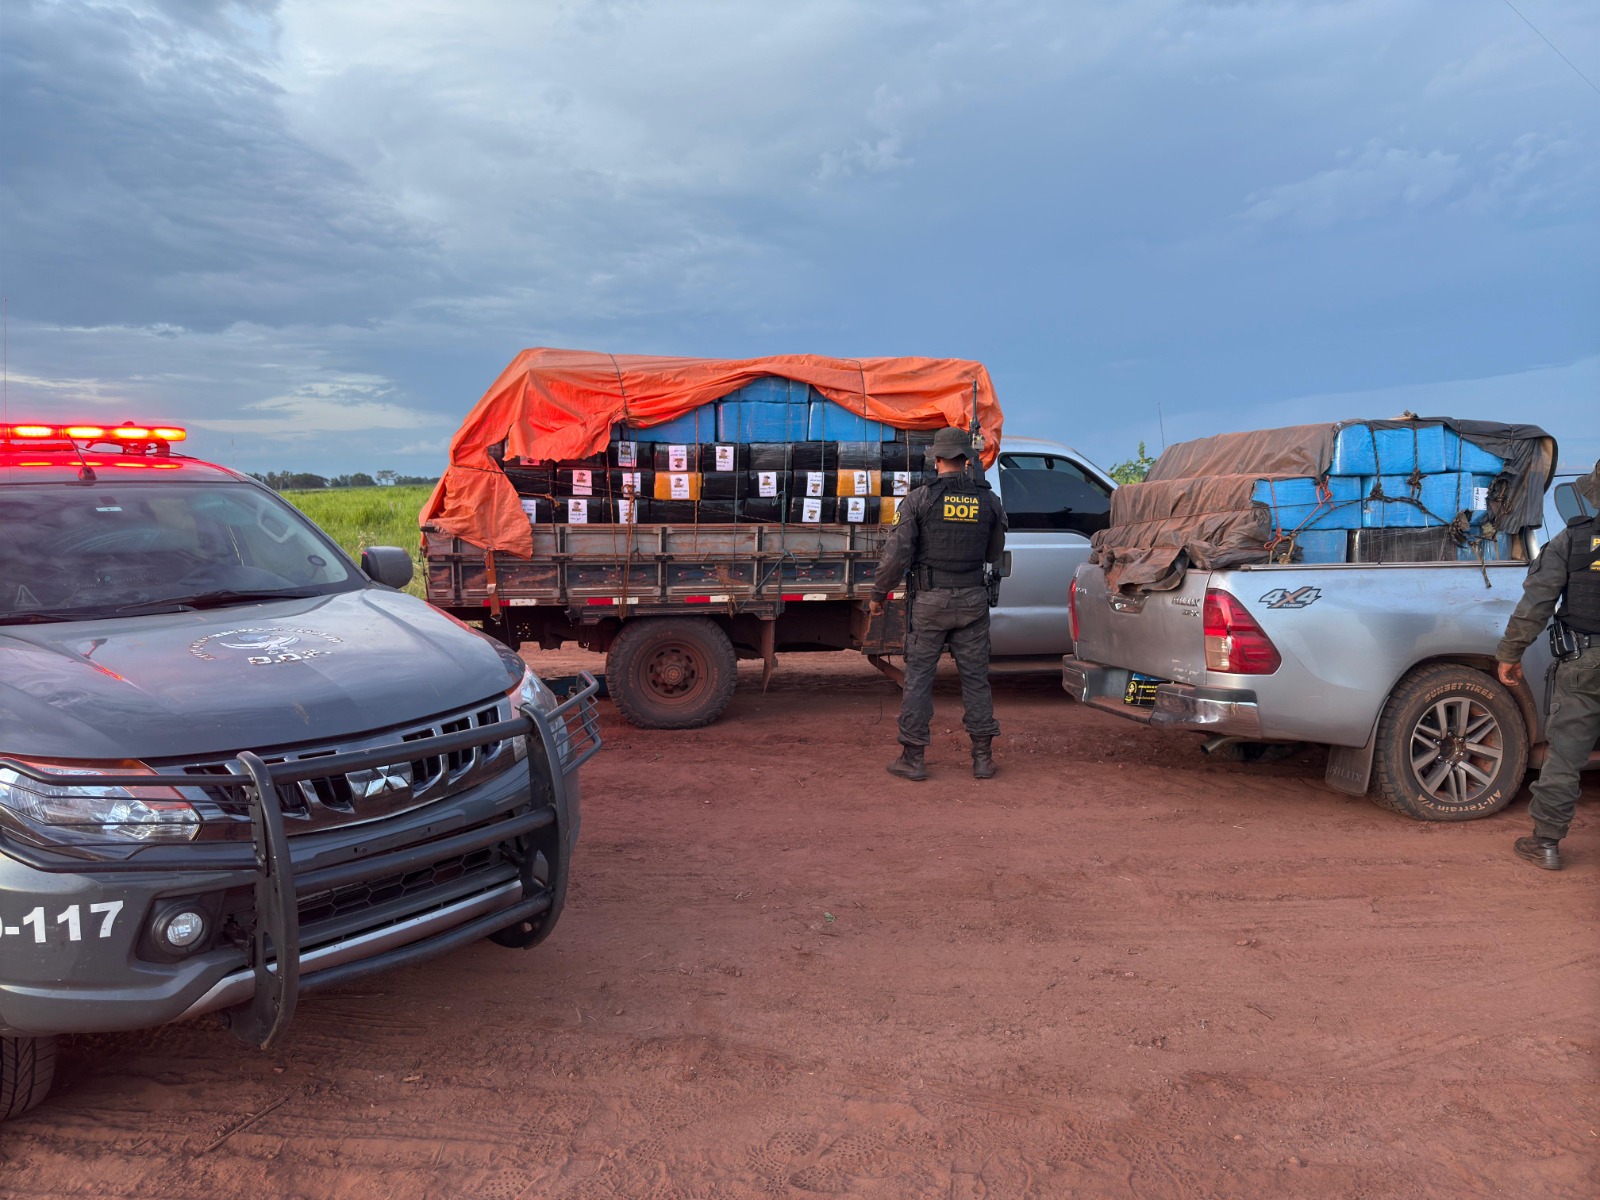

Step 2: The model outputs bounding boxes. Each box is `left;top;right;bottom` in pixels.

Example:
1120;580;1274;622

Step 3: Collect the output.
1242;140;1463;228
189;384;447;437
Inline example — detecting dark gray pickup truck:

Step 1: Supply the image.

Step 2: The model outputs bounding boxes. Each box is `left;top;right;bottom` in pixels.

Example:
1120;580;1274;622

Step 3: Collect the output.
0;421;601;1120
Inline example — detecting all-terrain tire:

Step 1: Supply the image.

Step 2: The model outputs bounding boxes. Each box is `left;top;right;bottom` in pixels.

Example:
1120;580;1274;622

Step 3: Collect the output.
606;617;737;730
1371;664;1528;821
1;1035;57;1121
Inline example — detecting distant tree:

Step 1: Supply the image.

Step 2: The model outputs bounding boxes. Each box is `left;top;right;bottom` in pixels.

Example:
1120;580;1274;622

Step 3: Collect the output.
284;472;328;490
347;472;376;488
375;470;398;486
394;474;439;486
1108;442;1157;486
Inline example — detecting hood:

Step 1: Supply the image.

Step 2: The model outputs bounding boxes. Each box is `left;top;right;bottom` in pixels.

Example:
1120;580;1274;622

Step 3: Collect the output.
0;590;524;761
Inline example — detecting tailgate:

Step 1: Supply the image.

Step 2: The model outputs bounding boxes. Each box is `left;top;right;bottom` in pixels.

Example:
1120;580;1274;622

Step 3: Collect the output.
1073;563;1212;684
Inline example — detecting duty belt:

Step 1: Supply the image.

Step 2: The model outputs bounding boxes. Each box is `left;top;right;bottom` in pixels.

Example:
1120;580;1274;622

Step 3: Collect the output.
916;565;985;590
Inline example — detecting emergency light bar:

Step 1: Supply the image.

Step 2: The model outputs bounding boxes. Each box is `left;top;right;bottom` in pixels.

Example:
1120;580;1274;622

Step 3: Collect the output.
0;422;187;443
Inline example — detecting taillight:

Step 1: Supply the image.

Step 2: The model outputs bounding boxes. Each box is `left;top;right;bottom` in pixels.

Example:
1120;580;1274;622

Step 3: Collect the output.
1068;577;1080;644
1202;589;1281;674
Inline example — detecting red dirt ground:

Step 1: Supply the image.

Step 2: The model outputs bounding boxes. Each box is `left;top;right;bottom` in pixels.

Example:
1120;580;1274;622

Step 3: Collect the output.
2;651;1596;1199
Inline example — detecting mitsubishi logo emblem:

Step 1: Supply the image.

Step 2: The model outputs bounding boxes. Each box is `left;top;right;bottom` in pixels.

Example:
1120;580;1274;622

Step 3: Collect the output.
348;762;414;801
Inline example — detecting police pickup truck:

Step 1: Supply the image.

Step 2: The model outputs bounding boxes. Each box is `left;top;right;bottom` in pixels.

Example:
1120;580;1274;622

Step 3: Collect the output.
0;420;601;1120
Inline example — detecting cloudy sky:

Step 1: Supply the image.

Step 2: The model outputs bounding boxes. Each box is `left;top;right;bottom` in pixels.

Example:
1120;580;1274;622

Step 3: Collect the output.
2;0;1597;477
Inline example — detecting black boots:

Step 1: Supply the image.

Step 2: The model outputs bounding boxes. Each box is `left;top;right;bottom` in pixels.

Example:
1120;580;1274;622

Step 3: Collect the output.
971;736;996;779
1514;836;1562;871
887;742;996;781
886;746;927;781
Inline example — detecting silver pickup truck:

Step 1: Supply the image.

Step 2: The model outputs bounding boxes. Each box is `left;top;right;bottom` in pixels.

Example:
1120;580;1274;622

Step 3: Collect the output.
1064;468;1597;822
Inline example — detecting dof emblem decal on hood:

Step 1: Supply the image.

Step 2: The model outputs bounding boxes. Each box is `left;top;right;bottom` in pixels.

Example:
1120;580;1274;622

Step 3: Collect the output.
188;626;344;665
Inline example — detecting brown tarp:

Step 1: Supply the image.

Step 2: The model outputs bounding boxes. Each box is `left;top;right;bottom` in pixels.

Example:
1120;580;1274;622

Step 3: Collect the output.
1091;417;1557;592
1093;474;1288;591
422;349;1003;557
1145;425;1335;483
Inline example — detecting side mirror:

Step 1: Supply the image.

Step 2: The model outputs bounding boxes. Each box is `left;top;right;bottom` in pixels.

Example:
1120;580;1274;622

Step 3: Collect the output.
361;546;415;590
1554;481;1594;524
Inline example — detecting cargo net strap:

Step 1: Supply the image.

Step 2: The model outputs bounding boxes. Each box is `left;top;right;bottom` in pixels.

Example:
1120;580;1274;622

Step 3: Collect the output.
1260;474;1513;587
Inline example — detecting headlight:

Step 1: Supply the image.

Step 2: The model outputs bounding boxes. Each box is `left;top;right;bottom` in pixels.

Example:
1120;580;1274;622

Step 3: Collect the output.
0;763;200;844
507;666;570;768
510;664;558;714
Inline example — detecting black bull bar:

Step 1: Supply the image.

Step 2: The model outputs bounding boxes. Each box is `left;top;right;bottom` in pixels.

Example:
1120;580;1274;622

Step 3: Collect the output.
0;673;602;1050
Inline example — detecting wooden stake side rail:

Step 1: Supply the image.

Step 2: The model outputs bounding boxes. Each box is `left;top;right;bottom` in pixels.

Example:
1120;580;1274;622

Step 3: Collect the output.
423;523;899;617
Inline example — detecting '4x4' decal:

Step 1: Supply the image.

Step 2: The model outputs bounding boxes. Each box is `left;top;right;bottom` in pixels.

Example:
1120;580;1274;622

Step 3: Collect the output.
1260;586;1322;609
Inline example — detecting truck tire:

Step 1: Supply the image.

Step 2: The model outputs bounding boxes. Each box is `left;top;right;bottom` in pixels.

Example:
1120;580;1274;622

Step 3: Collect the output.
606;617;737;730
1370;665;1528;821
1;1035;56;1121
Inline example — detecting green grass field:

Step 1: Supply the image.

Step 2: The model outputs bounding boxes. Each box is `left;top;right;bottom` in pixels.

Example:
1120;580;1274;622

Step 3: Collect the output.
281;485;434;597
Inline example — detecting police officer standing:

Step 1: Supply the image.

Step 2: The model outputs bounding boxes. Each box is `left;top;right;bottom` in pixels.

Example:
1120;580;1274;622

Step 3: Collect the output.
869;427;1007;781
1496;460;1600;870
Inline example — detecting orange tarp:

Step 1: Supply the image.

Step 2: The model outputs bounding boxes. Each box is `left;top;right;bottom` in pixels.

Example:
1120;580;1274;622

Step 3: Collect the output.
422;348;1004;557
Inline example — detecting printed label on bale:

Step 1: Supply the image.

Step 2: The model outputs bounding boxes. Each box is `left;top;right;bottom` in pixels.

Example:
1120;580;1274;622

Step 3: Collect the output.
618;499;636;524
619;471;641;497
715;445;735;472
805;472;823;497
759;471;778;497
890;471;910;495
846;497;866;523
1472;486;1489;511
519;498;543;517
670;473;692;500
803;498;822;523
572;469;593;496
616;441;637;468
668;445;689;472
569;499;589;524
852;470;870;495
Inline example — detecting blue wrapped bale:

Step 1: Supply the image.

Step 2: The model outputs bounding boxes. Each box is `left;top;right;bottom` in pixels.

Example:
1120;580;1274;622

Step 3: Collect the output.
1291;529;1349;564
1454;436;1506;475
1251;476;1365;531
808;399;889;442
1459;532;1518;562
713;376;812;442
1331;423;1450;476
716;399;809;443
625;405;716;446
1331;422;1508;477
1360;472;1497;528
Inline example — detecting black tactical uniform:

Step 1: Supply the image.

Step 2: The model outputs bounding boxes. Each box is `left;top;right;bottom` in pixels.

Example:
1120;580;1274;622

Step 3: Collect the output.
871;428;1006;780
1497;461;1600;870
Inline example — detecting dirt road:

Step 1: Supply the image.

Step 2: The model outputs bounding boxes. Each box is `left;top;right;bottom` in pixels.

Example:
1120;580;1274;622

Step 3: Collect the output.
3;652;1595;1198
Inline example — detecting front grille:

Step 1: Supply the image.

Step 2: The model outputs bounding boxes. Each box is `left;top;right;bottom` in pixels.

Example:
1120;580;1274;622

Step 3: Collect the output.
165;697;517;834
296;844;511;928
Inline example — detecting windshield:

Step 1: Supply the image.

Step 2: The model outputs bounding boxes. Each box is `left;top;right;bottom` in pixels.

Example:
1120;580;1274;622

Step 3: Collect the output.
0;481;358;622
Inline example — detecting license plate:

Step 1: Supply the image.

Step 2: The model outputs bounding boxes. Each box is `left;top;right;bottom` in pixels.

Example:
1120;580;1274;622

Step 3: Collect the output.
1124;673;1162;707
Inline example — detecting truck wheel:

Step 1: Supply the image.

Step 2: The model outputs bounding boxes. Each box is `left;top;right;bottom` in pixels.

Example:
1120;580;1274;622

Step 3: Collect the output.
1;1035;57;1121
606;617;737;729
1370;665;1528;821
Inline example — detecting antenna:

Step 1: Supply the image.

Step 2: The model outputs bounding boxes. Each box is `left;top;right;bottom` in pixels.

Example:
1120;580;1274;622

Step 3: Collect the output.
969;380;981;481
1157;398;1167;451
